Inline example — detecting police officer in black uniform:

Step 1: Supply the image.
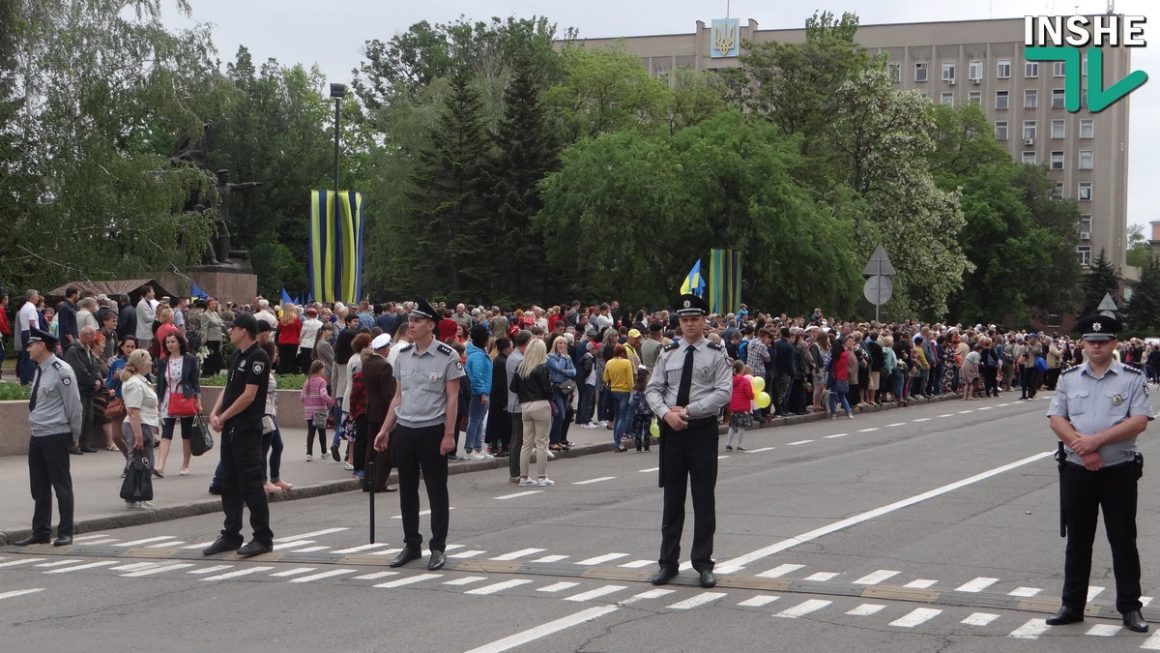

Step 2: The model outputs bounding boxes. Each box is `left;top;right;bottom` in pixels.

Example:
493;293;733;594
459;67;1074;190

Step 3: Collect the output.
644;294;732;588
203;312;275;557
374;299;464;571
1046;314;1151;633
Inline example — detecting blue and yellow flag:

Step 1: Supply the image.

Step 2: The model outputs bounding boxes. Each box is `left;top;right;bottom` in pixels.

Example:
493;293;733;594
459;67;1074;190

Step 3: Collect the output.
309;190;365;304
680;260;705;297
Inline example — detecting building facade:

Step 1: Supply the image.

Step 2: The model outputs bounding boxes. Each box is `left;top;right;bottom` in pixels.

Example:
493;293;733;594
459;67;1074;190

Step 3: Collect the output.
571;16;1132;272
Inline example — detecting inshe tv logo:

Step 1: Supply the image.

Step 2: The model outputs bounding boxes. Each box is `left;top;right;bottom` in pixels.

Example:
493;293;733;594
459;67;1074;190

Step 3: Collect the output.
1024;14;1148;112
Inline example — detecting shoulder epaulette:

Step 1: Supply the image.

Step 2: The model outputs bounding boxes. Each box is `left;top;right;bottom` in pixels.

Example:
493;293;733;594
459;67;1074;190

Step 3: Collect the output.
1061;366;1080;376
1123;365;1143;375
663;342;679;352
436;342;455;356
51;360;62;368
399;343;414;352
707;342;724;351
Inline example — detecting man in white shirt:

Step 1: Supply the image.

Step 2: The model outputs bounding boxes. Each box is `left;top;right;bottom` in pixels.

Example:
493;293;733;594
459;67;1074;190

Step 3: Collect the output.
255;299;278;330
17;289;41;384
135;287;156;352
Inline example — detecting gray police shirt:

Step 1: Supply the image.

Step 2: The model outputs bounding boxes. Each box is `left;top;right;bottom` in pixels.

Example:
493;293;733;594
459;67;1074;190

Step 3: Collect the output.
645;337;732;420
1047;359;1152;467
29;355;84;440
394;340;466;429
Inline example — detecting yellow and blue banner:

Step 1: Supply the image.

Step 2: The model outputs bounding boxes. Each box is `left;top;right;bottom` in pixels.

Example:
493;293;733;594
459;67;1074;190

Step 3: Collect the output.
707;248;742;315
680;259;705;297
310;190;364;304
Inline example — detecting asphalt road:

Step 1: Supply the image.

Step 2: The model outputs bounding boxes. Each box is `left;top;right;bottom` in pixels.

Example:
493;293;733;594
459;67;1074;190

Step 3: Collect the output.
5;390;1160;652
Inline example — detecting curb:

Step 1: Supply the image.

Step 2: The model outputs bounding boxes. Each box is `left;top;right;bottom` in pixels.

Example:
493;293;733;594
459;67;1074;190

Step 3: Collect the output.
0;391;971;545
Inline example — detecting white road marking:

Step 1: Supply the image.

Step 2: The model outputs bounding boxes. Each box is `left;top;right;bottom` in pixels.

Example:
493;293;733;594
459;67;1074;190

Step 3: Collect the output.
461;605;619;653
717;455;730;460
1141;629;1160;649
846;603;886;616
188;565;233;575
912;418;931;423
774;599;831;619
756;563;804;579
290;546;330;553
565;585;627;602
1009;618;1051;639
747;447;776;453
1085;624;1121;637
573;477;616;485
114;536;176;547
289;569;356;583
181;541;217;550
958;410;974;414
353;571;398;581
375;573;443;589
537;582;580;593
889;608;941;628
1087;586;1105;601
1143;596;1154;607
78;538;119;546
619;589;675;605
201;566;274;581
374;548;401;556
34;559;83;568
1008;587;1041;597
272;540;315;551
938;414;954;418
858;428;879;433
0;589;44;601
333;543;390;554
961;612;1000;626
494;491;542;500
70;534;109;542
904;579;937;589
448;550;485;559
273;527;348;542
639;467;659;473
121;563;195;577
619;560;654;568
44;561;119;574
886;423;907;427
108;562;159;572
737;595;780;608
823;433;848;439
465;579;533;596
786;440;814;446
576;553;629;566
491;548;545;561
978;407;992;411
667;592;727;610
146;541;187;549
998;403;1010;407
956;577;999;593
444;576;488;586
804;572;839;582
853;570;899;586
391;507;455;518
0;558;46;568
270;567;317;578
719;450;1054;570
531;555;569;563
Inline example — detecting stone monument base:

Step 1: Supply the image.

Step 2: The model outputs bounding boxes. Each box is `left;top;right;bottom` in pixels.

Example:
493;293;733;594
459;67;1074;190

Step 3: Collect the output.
164;262;257;307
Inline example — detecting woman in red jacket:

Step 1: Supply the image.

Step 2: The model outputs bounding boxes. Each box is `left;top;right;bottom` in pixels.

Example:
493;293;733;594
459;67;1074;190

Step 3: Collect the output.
828;335;855;419
277;304;302;374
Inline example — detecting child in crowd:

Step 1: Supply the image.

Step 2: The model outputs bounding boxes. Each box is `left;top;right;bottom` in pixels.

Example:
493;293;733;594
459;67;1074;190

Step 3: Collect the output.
630;369;653;452
726;361;754;451
300;360;335;461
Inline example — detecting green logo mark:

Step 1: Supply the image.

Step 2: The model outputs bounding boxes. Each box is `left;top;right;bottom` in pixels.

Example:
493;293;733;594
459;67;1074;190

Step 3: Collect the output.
1024;47;1148;112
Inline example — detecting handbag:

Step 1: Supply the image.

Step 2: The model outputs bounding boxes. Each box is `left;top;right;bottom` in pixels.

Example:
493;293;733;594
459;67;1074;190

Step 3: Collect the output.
312;411;329;430
119;450;154;502
166;362;198;417
104;397;126;421
190;413;214;456
555;379;578;395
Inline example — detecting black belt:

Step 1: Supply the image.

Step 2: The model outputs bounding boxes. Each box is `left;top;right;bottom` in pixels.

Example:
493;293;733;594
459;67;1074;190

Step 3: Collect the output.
684;417;718;428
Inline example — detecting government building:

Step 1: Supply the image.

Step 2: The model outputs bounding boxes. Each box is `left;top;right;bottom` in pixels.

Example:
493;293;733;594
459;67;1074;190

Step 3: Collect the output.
570;16;1133;273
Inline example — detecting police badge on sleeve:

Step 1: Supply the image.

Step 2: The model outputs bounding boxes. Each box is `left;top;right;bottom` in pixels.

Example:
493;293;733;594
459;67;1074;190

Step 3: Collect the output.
253;362;265;374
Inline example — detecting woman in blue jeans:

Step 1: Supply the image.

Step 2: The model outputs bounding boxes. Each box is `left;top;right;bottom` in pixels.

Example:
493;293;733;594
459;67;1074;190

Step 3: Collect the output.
828;336;854;419
602;344;635;450
547;336;577;450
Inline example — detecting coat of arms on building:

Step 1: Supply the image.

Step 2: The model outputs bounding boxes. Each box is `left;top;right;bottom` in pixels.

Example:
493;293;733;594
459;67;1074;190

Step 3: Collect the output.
711;18;740;58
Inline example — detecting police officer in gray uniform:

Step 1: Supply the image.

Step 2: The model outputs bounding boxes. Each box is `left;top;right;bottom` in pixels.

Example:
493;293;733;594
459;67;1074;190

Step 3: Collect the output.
16;328;83;546
374;299;464;571
645;294;732;588
1046;314;1152;633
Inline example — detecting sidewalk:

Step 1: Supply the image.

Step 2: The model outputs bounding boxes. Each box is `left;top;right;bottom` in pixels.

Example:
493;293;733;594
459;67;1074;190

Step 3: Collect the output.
0;393;962;544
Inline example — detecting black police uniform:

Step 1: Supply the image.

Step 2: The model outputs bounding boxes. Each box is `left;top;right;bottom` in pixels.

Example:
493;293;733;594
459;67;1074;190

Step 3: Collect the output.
217;340;274;548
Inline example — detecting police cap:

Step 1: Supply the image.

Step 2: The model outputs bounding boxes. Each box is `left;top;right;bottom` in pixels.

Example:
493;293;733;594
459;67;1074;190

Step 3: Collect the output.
231;312;259;337
1075;314;1120;342
26;327;57;350
673;294;709;318
409;298;438;322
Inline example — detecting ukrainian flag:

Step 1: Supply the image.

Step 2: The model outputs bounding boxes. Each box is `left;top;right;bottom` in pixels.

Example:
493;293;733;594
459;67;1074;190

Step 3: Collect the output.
309;190;365;304
680;259;705;297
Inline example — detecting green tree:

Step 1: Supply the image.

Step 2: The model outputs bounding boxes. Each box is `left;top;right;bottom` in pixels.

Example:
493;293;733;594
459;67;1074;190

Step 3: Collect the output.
1127;223;1152;268
1013;164;1083;315
1126;258;1160;334
546;46;670;140
1082;249;1119;316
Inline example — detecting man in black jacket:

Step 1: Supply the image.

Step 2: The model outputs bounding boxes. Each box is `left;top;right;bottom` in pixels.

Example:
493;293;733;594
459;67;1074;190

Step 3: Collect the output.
62;326;101;454
865;333;885;405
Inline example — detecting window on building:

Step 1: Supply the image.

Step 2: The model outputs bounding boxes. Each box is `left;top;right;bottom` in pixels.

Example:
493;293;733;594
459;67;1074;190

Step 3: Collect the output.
1022;151;1037;165
997;59;1011;78
1078;215;1092;238
888;62;901;83
1026;61;1039;78
1078;182;1092;200
1051;120;1065;139
1023;120;1037;141
940;92;954;106
1024;89;1038;109
968;91;982;105
995;121;1009;140
1053;182;1064;199
942;61;956;82
1080;119;1094;139
995;90;1009;110
915;62;928;82
1079;150;1093;169
1051;89;1065;109
1053;61;1066;77
1050;151;1064;169
1077;246;1091;266
969;60;983;80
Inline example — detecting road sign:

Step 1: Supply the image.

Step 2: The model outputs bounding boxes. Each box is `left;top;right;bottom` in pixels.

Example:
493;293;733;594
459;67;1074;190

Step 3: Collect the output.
1098;292;1118;318
862;246;896;277
863;276;893;305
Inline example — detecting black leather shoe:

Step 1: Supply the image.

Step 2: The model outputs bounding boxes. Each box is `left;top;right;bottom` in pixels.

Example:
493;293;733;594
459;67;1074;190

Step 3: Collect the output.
1045;606;1084;625
1123;609;1149;633
237;540;273;557
53;535;73;547
698;569;717;588
13;534;50;546
81;445;98;453
388;548;421;568
649;567;678;586
427;550;447;571
202;537;241;556
69;446;83;455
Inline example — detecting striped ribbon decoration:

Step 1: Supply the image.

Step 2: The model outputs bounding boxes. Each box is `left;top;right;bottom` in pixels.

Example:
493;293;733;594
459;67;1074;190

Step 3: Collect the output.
309;190;364;304
707;248;742;315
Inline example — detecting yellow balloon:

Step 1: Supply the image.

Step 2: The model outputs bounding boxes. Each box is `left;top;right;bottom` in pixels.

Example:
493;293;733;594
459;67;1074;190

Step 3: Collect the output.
750;376;766;394
755;391;772;409
649;418;660;437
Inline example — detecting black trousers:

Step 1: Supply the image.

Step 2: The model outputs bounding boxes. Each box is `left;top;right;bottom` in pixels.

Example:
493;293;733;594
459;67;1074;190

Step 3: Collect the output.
1020;367;1039;398
1061;461;1142;613
981;365;998;397
28;433;74;538
393;424;449;552
658;417;718;572
219;422;273;545
353;415;368;473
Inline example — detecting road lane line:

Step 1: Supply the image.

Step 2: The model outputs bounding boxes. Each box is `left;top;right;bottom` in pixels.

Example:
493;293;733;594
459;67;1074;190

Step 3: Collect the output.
0;589;44;601
912;418;931;423
846;603;885;616
353;571;398;581
44;561;119;574
448;550;485;559
572;477;616;485
904;579;937;589
978;407;992;411
444;576;488;586
288;569;355;583
774;599;831;619
565;585;627;602
531;555;569;563
491;548;544;561
857;428;879;433
121;563;194;577
998;403;1010;407
146;541;187;549
823;434;848;439
0;558;46;568
956;577;999;593
1008;587;1041;597
804;572;838;581
667;592;726;610
35;559;82;568
272;540;315;551
1141;629;1160;649
188;565;233;575
71;534;109;542
494;491;542;500
1009;619;1051;640
576;553;629;566
334;543;390;554
958;410;973;414
78;538;119;546
853;570;899;586
465;579;532;595
737;595;780;608
270;567;317;578
108;562;159;572
639;467;659;473
619;560;654;568
1087;586;1105;601
1143;596;1154;607
462;605;619;653
719;450;1054;570
961;612;1000;626
717;455;730;460
889;608;941;628
273;528;348;542
290;546;330;553
201;566;274;581
747;447;776;453
114;536;176;547
938;414;954;418
1085;624;1121;637
886;423;907;427
619;589;674;605
537;582;580;593
375;573;442;589
756;563;804;579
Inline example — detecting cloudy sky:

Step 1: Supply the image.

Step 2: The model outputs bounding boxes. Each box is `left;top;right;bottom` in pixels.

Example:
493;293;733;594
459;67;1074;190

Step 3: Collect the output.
165;0;1156;233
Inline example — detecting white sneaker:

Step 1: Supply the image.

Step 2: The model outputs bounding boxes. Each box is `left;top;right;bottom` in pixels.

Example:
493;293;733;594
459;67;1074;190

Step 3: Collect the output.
537;477;555;487
306;455;313;462
343;462;354;470
479;452;495;460
599;421;608;428
518;478;538;487
466;452;483;461
583;423;598;429
547;450;556;460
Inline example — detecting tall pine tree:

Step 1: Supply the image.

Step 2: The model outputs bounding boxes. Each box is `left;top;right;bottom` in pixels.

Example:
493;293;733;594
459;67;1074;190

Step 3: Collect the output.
1082;249;1119;316
1126;258;1160;335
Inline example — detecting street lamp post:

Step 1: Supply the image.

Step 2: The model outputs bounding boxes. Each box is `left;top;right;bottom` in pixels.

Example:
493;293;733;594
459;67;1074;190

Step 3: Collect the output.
329;83;346;196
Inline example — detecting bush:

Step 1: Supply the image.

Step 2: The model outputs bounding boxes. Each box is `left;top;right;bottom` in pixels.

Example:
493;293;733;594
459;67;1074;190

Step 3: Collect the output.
0;383;30;401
